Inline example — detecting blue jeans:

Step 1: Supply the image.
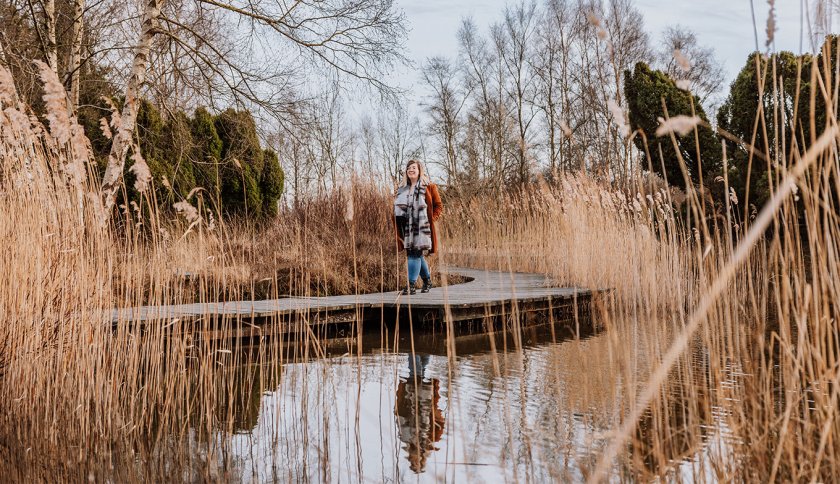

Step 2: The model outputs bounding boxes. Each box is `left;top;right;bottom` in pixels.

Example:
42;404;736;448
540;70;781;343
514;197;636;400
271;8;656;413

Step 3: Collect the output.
407;253;430;284
407;353;430;380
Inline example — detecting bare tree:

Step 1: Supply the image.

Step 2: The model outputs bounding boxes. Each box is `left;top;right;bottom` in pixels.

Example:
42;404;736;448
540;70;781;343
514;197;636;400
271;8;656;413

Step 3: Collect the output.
67;0;83;109
420;56;468;186
25;0;57;74
656;25;725;107
562;1;611;174
432;0;656;186
137;0;406;119
603;0;652;180
531;0;583;174
603;0;652;99
498;0;539;184
558;0;650;179
273;125;315;208
358;115;378;178
309;84;353;191
1;1;133;108
0;1;39;101
531;1;559;174
43;0;55;72
457;18;493;184
98;0;406;216
101;0;164;216
376;100;421;186
459;17;514;187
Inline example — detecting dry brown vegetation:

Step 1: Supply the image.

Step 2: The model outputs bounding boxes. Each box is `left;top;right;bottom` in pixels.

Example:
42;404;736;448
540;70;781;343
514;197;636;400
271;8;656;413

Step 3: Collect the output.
133;184;460;303
1;41;840;482
441;58;840;480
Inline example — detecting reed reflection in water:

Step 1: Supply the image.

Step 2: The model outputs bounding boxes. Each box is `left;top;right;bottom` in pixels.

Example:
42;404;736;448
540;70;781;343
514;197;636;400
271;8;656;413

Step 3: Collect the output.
194;317;735;482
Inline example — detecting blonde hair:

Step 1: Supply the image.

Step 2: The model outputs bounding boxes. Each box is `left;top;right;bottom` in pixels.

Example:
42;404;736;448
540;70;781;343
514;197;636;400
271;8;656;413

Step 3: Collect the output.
401;159;430;187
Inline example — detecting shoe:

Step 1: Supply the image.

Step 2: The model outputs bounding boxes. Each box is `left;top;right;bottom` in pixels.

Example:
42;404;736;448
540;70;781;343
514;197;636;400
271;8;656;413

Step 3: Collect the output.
421;278;432;293
400;282;416;296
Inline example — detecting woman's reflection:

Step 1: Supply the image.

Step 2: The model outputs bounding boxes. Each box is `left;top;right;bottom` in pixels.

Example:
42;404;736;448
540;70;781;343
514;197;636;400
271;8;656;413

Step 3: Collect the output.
394;353;445;473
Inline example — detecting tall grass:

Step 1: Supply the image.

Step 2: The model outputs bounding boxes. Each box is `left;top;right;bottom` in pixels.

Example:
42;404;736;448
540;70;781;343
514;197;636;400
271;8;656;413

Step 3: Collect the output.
0;64;436;481
445;173;690;308
0;64;262;480
440;58;840;481
1;43;839;482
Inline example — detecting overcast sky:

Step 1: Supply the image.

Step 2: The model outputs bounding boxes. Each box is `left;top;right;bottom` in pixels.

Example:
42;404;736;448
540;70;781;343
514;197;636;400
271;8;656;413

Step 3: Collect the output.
358;0;813;114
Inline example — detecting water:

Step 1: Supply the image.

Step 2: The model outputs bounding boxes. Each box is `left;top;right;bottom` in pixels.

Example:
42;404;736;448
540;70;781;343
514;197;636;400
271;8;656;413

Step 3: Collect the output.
191;319;735;482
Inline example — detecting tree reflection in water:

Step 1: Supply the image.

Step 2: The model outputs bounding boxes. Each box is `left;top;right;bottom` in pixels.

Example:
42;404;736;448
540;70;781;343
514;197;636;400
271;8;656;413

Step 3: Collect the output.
394;354;445;473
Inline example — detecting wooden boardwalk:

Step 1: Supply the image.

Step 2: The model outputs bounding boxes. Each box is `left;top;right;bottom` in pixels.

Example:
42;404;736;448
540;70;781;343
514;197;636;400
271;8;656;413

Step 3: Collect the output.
111;267;599;340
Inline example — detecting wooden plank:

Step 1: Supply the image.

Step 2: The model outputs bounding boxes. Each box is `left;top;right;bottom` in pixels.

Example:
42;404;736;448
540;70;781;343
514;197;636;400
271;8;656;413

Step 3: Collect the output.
110;267;601;327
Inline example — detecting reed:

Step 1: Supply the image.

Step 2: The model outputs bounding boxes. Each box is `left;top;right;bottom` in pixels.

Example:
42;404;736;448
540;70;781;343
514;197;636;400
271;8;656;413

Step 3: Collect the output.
442;52;840;481
0;44;838;482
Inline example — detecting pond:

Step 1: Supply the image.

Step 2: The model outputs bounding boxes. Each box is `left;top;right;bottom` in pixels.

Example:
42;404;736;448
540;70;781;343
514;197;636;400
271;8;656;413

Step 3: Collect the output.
187;316;738;482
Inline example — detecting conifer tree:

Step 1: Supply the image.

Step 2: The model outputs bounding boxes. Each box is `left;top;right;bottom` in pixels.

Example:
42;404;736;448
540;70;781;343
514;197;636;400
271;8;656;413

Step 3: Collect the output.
624;62;721;189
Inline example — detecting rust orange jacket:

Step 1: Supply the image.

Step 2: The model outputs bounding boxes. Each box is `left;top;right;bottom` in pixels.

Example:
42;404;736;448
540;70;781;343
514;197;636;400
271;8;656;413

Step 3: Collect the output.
394;183;443;254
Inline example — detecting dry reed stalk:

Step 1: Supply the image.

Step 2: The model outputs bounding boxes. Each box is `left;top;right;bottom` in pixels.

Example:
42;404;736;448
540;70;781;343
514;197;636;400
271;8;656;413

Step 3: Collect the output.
445;173;688;309
2;28;840;481
437;49;840;479
589;124;840;482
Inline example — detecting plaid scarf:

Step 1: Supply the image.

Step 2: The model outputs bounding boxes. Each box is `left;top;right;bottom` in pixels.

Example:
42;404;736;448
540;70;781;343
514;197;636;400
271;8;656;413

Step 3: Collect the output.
394;181;432;251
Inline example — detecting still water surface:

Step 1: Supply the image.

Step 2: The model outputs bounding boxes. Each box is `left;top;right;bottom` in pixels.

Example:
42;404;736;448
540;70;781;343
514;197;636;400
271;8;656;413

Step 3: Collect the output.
205;320;733;482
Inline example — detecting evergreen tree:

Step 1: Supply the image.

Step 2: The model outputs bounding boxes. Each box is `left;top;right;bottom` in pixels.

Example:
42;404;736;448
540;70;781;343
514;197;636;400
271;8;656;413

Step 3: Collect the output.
87;102;283;219
718;50;815;210
191;107;224;205
160;111;198;199
260;149;285;217
132;99;166;199
214;109;266;217
624;62;722;190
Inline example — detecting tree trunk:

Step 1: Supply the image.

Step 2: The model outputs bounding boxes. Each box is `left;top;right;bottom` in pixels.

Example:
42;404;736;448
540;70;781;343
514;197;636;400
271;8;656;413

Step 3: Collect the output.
101;0;164;217
44;0;57;74
68;0;85;111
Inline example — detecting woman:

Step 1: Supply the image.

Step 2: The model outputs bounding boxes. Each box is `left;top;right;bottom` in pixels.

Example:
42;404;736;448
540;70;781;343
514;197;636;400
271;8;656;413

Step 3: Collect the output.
394;160;443;295
394;355;445;473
